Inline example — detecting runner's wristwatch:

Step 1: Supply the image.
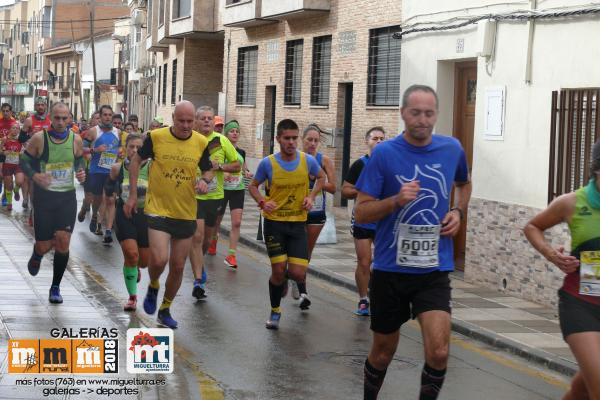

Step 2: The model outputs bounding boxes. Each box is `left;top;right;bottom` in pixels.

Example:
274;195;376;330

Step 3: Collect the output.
450;207;464;221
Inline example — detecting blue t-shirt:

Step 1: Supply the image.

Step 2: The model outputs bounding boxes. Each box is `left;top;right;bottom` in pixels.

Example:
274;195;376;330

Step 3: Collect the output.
254;151;321;186
356;134;469;274
89;128;120;175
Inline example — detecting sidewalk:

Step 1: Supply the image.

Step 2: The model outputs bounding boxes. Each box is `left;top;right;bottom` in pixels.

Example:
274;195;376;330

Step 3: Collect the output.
219;195;578;377
0;212;163;399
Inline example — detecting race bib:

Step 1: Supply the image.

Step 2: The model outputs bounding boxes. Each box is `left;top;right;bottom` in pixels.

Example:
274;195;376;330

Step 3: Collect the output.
312;192;324;212
207;176;218;193
45;162;73;191
224;174;241;190
98;152;117;169
579;251;600;296
5;151;19;165
396;224;440;268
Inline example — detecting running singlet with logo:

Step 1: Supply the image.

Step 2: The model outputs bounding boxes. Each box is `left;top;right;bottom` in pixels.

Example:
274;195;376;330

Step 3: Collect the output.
346;155;376;231
89;127;120;174
119;161;150;209
196;132;238;201
3;138;22;165
0;117;16;138
254;151;321;222
564;187;600;305
356;134;469;274
31;115;51;134
224;148;246;191
138;127;210;221
38;131;75;192
308;152;326;215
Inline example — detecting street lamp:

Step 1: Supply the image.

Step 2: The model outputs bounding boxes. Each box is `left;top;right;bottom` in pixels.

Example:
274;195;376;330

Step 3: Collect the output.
0;43;8;104
70;65;77;116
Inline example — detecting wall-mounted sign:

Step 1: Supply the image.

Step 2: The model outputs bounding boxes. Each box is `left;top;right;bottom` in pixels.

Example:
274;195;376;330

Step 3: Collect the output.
266;40;279;63
1;83;32;96
338;31;356;56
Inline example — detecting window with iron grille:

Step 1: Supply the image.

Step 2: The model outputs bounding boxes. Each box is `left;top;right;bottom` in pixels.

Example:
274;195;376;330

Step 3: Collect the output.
157;65;161;104
236;46;258;105
367;26;401;106
284;39;303;106
162;63;167;105
548;89;600;203
171;59;177;105
310;35;331;106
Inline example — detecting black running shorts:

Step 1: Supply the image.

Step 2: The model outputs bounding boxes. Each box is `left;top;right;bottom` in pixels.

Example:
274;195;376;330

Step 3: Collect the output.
307;211;326;225
115;203;149;247
558;289;600;340
196;199;223;227
351;225;376;240
219;190;245;216
147;215;196;240
370;270;452;334
263;218;309;267
32;187;77;242
87;173;109;196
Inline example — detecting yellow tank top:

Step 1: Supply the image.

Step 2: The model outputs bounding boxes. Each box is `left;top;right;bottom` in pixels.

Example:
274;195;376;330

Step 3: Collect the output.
144;127;208;220
262;152;309;222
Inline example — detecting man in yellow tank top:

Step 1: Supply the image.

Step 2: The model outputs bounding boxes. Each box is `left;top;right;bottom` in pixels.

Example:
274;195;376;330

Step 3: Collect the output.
124;101;214;329
248;119;325;330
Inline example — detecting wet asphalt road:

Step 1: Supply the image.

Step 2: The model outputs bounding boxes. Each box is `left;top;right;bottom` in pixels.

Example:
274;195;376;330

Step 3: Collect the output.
55;200;572;400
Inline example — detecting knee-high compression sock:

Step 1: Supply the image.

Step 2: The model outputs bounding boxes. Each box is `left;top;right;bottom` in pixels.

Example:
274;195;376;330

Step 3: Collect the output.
364;358;387;400
5;190;12;204
51;251;69;287
297;281;307;295
159;297;172;311
419;363;446;400
123;265;138;296
268;279;285;312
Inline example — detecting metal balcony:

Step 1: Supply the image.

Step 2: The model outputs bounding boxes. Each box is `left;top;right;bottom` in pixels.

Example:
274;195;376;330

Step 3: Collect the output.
261;0;329;20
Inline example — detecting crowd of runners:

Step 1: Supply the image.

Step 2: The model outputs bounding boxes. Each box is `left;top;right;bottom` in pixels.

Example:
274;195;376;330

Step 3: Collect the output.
2;85;598;400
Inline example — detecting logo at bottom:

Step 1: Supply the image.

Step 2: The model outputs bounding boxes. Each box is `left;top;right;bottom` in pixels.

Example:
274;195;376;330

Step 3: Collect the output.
126;329;173;374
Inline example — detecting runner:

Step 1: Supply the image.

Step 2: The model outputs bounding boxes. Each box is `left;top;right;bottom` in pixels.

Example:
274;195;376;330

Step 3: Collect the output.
127;114;143;133
214;115;224;133
86;105;120;241
293;123;337;309
77;111;100;222
341;127;386;316
355;85;471;400
190;106;240;299
213;120;253;269
0;103;17;206
524;140;600;400
124;100;213;328
1;123;24;211
248;119;325;329
20;102;86;303
106;132;149;311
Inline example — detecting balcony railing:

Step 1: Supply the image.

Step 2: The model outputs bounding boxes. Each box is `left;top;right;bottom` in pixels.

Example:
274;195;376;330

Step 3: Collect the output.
223;0;273;28
261;0;330;20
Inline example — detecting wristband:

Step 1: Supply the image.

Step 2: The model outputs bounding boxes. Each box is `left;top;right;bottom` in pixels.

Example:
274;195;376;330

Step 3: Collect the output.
450;207;464;221
258;199;265;209
202;177;211;184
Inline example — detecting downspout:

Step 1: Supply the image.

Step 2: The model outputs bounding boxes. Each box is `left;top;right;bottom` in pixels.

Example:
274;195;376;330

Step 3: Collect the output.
524;0;537;84
224;30;231;121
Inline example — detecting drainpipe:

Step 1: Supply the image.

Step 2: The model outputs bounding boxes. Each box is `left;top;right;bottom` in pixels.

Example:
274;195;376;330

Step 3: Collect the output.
224;31;231;121
524;0;537;84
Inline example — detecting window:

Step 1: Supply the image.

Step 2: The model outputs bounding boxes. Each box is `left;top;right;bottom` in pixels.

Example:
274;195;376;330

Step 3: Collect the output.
147;0;153;31
548;89;600;202
367;26;401;106
310;35;332;106
236;46;258;105
159;0;165;26
226;0;243;4
173;0;190;19
157;65;161;104
162;63;167;105
171;59;177;105
284;39;303;106
42;7;51;38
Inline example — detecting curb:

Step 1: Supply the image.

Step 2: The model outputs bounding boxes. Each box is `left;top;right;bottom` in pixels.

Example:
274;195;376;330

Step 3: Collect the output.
219;225;578;377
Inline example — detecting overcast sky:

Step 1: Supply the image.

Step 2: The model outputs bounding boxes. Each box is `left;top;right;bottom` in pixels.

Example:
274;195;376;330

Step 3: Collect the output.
0;0;13;6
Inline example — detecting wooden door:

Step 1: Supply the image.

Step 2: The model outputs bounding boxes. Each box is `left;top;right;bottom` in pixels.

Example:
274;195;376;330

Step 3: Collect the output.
452;61;477;270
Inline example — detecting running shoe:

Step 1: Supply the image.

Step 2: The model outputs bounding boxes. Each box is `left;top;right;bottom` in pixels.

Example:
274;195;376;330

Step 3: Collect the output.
48;285;63;304
143;286;159;314
102;230;113;245
27;253;41;276
224;254;237;269
95;223;103;236
13;189;19;202
89;217;98;233
22;200;28;210
265;311;281;330
124;296;137;311
6;204;11;211
299;293;311;310
207;239;217;256
192;283;206;300
77;208;87;223
291;281;300;300
157;308;178;329
355;299;370;316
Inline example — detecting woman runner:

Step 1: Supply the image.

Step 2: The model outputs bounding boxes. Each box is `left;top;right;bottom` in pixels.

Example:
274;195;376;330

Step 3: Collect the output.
1;123;24;211
525;139;600;400
106;133;150;311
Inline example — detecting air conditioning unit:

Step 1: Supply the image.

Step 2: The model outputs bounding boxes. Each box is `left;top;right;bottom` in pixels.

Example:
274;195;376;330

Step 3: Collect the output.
132;9;145;25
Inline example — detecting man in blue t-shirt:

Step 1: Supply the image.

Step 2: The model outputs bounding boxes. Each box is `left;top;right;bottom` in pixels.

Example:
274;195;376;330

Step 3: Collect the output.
355;85;472;400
